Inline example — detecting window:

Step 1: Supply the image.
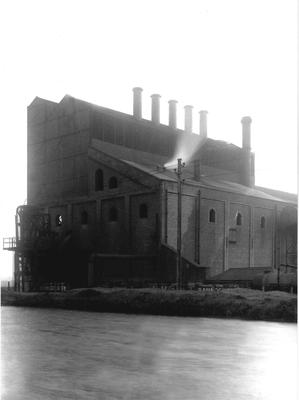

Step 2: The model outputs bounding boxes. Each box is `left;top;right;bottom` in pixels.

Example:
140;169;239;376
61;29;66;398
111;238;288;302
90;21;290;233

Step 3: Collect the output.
55;214;63;227
229;228;237;243
109;207;118;222
209;208;216;223
81;211;88;225
260;216;266;229
236;212;242;226
109;176;118;189
95;169;103;191
139;203;148;219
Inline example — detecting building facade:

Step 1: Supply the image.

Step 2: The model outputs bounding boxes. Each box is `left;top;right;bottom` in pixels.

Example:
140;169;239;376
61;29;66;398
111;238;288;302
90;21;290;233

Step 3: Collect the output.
4;88;297;290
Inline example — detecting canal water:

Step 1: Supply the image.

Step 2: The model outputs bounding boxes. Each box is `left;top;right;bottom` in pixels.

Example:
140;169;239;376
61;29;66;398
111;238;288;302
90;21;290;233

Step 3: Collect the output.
1;307;297;400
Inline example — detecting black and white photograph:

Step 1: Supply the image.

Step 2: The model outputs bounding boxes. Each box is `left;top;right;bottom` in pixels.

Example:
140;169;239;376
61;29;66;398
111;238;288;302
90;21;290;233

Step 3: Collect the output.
0;1;297;399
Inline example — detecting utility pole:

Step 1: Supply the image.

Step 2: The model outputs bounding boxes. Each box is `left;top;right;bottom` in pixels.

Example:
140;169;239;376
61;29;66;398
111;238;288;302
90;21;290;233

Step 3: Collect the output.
175;158;185;289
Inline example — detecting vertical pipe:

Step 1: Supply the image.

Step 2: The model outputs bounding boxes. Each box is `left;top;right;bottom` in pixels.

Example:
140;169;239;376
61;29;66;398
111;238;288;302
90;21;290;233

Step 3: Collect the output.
176;158;184;289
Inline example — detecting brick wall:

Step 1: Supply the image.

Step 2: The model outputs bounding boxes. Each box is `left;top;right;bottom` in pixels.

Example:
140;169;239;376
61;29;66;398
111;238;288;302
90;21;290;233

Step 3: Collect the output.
227;203;250;269
100;197;126;253
130;193;160;254
27;97;90;204
252;207;274;267
199;198;225;277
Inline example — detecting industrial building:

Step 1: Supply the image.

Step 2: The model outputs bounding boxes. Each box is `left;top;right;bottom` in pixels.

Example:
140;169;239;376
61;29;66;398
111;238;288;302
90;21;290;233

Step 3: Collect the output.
4;88;297;291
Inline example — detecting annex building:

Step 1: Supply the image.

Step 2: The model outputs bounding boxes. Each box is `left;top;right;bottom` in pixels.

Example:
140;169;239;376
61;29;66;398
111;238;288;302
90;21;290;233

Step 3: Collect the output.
4;88;297;291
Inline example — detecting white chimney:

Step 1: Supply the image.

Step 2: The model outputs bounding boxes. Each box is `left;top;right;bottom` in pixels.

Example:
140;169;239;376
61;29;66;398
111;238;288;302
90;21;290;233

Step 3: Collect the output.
132;87;143;119
168;100;178;129
199;110;208;138
184;105;193;133
151;94;161;124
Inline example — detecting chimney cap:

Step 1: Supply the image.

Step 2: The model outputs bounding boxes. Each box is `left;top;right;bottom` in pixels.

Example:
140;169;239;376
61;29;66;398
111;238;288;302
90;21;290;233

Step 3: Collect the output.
133;87;143;92
199;110;208;114
241;116;252;124
184;104;193;109
151;93;161;98
168;99;178;104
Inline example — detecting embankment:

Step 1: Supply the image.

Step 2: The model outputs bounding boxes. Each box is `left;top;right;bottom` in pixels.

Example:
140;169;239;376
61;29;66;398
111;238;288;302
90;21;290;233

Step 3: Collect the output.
1;287;297;322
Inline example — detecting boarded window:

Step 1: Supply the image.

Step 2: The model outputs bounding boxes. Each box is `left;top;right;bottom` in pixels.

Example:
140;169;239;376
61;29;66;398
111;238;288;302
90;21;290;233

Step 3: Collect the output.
139;204;148;219
95;169;103;191
81;211;88;225
55;214;63;227
109;207;118;222
260;216;266;228
109;176;118;189
209;208;216;223
236;212;242;226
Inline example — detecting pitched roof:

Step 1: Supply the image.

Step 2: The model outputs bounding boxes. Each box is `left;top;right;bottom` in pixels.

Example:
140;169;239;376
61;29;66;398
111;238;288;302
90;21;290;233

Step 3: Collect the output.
255;186;297;204
90;139;296;204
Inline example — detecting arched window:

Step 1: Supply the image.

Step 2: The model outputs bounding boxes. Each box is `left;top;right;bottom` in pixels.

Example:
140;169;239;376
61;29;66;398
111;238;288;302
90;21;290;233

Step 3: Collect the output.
109;207;118;222
95;169;104;191
139;204;148;219
236;212;242;226
109;176;118;189
81;211;88;225
55;214;63;227
209;208;216;223
260;216;266;229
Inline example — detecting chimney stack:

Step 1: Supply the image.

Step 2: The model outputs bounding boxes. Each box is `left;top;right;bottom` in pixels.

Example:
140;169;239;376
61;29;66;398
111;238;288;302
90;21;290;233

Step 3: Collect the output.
241;116;253;187
168;100;178;129
184;105;193;133
151;94;161;124
133;87;143;119
241;116;252;149
199;110;208;138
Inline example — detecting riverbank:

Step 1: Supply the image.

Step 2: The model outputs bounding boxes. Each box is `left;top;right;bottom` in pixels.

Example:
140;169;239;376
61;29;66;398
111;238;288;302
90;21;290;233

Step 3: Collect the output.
1;287;297;322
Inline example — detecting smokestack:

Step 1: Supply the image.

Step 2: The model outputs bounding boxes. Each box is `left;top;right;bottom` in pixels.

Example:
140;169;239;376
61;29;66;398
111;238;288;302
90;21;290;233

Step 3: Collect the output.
241;116;253;187
184;105;193;133
132;87;143;119
151;94;161;124
199;110;208;138
168;100;178;129
241;116;252;149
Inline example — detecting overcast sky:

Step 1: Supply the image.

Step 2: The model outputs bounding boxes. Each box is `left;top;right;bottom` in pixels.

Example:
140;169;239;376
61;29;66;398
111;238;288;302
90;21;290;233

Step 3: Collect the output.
0;0;297;280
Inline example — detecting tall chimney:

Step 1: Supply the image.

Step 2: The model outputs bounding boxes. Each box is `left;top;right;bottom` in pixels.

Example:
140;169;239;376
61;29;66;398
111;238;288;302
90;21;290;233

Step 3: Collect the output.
241;116;252;149
133;87;143;119
184;105;193;133
151;94;161;124
168;100;178;129
199;110;208;138
241;116;253;187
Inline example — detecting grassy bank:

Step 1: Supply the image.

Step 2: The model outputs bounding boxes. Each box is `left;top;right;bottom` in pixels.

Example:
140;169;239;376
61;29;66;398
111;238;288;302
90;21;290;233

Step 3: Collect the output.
1;287;297;322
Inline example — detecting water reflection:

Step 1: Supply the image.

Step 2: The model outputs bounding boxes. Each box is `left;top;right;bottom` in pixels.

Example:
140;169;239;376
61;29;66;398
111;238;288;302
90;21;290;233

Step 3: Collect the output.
1;307;297;400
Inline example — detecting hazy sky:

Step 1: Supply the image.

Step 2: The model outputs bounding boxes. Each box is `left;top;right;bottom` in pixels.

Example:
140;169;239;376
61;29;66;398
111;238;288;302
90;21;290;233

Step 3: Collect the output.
0;0;297;280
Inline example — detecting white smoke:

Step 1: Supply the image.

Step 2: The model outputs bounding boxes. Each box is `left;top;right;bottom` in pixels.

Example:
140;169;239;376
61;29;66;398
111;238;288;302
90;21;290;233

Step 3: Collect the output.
164;133;206;168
